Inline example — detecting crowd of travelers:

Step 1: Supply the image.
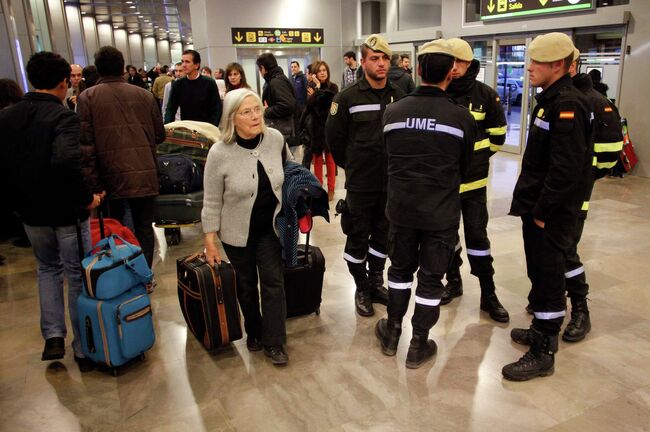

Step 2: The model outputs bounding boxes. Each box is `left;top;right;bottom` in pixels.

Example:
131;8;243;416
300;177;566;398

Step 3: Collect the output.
0;30;620;379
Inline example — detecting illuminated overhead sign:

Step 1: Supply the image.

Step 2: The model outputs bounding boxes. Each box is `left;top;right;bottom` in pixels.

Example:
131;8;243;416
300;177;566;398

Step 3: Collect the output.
480;0;594;21
231;28;324;47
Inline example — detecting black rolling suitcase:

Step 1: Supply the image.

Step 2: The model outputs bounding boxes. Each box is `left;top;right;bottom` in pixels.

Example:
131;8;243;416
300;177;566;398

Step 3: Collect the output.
177;254;242;351
284;226;326;318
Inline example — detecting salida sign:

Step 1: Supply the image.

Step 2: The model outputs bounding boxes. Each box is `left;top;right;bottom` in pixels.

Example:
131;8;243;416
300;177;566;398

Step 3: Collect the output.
480;0;594;21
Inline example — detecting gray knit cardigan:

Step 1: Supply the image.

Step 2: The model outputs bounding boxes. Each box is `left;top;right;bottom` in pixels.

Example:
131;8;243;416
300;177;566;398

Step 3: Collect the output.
201;127;286;247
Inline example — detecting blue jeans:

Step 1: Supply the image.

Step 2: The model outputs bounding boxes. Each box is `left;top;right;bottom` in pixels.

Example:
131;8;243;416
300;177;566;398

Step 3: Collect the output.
23;219;91;357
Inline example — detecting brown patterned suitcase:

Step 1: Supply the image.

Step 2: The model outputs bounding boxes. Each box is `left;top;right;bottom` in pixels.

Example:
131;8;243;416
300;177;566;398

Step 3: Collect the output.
177;254;242;351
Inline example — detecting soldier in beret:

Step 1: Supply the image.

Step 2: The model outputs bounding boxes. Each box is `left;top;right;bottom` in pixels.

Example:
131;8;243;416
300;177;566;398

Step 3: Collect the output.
505;32;592;381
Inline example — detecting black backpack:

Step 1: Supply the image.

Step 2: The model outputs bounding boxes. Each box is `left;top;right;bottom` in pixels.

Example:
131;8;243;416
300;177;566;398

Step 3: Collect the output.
157;154;203;194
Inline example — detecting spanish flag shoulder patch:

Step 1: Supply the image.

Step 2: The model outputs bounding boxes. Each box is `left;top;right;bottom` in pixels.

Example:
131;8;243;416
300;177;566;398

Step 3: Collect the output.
604;107;613;113
559;111;575;119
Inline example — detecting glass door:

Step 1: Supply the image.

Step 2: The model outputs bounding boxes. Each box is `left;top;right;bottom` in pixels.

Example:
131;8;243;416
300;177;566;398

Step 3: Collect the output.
495;38;527;154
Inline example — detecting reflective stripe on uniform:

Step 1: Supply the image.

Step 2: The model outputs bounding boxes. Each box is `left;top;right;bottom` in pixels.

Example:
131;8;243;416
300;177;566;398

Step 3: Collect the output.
349;104;381;114
470;111;486;121
582;201;589;211
490;144;503;152
388;280;412;290
592;156;598;166
368;247;388;259
343;253;365;264
383;120;464;139
594;141;624;153
460;178;488;193
486;126;507;136
565;266;585;279
534;117;550;130
534;311;566;320
474;138;491;151
467;248;491;257
415;296;441;307
596;160;618;170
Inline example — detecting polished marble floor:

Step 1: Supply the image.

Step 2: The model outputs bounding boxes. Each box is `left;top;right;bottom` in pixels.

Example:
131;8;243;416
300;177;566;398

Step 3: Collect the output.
2;153;650;432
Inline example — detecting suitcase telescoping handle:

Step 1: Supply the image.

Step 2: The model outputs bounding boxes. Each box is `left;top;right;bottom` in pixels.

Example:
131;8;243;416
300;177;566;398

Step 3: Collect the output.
75;203;107;263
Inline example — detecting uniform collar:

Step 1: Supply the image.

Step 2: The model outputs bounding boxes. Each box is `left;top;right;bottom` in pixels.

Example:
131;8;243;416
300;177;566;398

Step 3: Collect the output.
357;76;394;92
536;73;572;103
411;85;448;97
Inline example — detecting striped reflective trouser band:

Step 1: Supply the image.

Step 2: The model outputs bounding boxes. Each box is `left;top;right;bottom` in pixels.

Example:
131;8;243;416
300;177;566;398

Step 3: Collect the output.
474;138;491;151
349;104;381;114
565;266;585;279
594;141;624;153
344;253;366;264
388;280;412;290
460;177;488;194
533;310;566;320
467;248;491;257
368;247;388;259
415;296;441;307
581;201;589;211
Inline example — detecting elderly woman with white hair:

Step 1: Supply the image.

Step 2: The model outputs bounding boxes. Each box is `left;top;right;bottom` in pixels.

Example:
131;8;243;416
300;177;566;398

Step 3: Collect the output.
202;88;290;365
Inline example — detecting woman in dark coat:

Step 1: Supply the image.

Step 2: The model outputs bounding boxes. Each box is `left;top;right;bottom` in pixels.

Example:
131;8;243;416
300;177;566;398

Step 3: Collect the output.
306;61;338;201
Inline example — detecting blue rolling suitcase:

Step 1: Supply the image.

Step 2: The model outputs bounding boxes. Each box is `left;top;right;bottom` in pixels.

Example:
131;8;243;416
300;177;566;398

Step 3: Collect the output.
77;286;155;374
76;213;156;375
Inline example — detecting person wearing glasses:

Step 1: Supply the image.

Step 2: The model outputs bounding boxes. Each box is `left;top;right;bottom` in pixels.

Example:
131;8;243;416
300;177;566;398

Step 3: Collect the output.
202;88;291;366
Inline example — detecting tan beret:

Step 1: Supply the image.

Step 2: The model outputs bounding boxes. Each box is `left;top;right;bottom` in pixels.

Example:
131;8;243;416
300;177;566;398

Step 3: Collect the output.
447;38;474;62
418;39;455;58
363;34;392;57
529;32;576;62
572;48;580;61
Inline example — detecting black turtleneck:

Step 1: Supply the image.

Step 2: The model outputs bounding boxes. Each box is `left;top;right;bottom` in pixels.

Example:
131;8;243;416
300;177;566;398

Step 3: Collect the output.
236;134;277;238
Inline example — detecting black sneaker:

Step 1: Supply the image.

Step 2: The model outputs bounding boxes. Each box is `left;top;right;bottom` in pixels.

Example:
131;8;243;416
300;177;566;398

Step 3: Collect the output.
74;355;96;373
246;337;263;352
42;337;65;361
264;345;289;366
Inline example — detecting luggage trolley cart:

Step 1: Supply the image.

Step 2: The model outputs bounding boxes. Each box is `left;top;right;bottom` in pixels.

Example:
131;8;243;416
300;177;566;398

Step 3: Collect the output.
156;121;220;245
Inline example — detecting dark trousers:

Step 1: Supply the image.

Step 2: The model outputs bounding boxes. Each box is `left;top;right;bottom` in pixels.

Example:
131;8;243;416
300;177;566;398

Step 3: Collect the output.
387;224;456;336
222;231;286;346
341;191;389;280
302;145;312;169
522;215;574;335
108;197;155;267
565;218;589;299
457;189;494;277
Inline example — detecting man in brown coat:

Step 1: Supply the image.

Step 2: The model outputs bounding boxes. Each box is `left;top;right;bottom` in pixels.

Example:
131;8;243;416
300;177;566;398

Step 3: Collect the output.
77;46;165;265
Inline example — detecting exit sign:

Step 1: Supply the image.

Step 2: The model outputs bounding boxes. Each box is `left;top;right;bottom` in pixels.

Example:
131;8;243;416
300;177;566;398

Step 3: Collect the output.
481;0;594;21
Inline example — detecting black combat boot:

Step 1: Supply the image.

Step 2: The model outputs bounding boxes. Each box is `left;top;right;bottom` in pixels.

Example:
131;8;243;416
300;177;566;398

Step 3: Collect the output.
510;326;534;346
368;270;389;305
502;328;557;381
562;297;591;342
479;277;510;323
405;334;437;369
440;251;463;305
375;318;402;356
354;278;374;317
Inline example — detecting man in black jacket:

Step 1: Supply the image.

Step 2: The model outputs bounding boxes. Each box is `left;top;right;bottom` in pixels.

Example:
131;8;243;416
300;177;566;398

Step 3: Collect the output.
375;39;475;369
257;53;297;146
388;54;415;94
505;33;592;381
440;38;509;323
326;34;405;317
0;52;103;372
